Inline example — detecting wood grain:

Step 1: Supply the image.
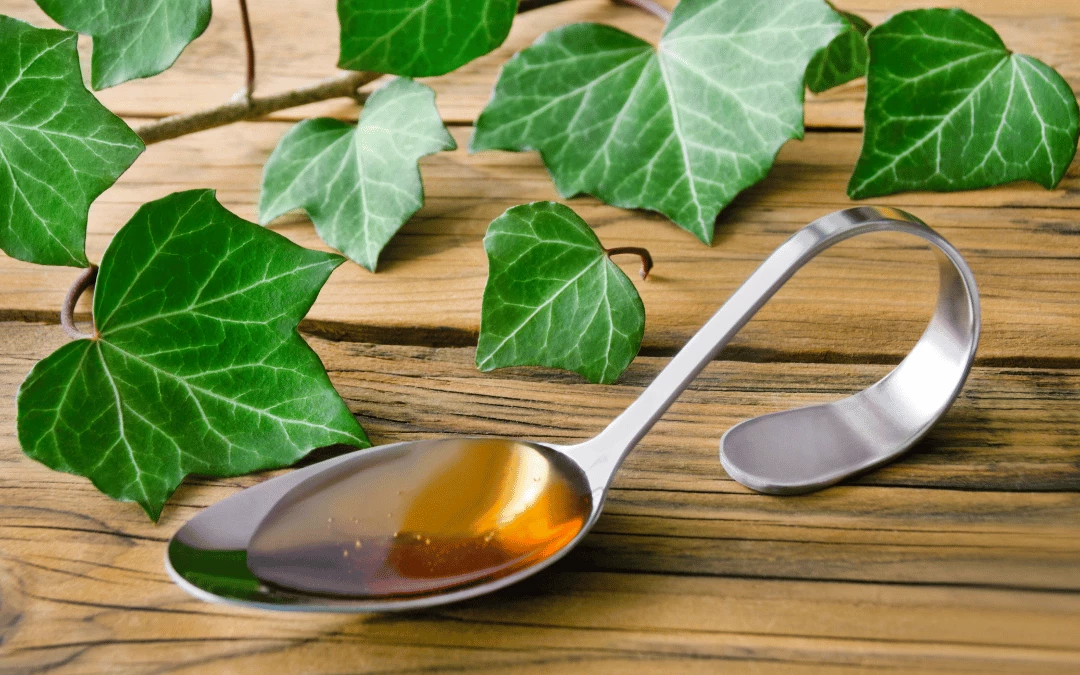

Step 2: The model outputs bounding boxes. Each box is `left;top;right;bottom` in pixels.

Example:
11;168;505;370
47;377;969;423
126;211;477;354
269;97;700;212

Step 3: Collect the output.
1;323;1078;673
1;0;1078;671
2;0;1078;129
1;124;1077;365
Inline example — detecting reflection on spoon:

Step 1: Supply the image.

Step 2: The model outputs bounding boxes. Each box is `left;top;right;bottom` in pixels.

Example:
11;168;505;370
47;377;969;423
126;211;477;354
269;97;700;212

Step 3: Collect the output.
247;439;590;598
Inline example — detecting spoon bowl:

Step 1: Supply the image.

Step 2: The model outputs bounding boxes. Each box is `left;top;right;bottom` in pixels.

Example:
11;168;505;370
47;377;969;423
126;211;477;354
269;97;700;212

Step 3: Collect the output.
248;438;592;600
168;438;602;611
167;207;980;612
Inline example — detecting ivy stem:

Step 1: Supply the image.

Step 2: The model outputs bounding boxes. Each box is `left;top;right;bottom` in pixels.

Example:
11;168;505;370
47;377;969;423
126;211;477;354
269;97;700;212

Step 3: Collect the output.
614;0;671;21
134;70;381;144
237;0;256;101
606;247;654;280
131;0;586;146
61;264;98;340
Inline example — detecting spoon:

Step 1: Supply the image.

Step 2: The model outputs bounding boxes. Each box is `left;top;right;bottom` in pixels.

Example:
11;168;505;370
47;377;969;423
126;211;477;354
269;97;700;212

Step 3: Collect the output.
167;206;980;612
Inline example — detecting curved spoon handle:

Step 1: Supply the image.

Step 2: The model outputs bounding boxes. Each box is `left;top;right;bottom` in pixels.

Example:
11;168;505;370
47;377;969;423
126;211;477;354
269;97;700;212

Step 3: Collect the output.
572;206;981;494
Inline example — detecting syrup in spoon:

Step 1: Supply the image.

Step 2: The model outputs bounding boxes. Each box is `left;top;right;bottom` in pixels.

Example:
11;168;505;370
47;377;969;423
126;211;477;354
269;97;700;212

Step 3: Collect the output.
246;439;591;598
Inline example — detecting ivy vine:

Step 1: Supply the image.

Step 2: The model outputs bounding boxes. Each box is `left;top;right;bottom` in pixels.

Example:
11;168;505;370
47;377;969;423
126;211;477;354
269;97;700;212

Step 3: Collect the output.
1;0;1075;517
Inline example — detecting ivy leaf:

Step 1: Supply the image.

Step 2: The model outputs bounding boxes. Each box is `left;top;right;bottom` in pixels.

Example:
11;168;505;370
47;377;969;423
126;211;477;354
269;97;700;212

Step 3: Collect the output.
805;9;870;94
33;0;212;90
476;201;645;385
848;8;1080;200
17;190;369;520
259;78;454;272
0;16;142;268
338;0;518;77
471;0;844;244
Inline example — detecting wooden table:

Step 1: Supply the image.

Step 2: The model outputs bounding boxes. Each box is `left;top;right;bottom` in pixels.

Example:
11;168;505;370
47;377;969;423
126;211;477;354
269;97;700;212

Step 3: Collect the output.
2;0;1078;671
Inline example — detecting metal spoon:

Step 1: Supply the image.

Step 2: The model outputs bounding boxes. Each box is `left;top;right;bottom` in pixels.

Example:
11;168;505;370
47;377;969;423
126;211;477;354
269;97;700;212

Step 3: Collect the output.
167;206;980;612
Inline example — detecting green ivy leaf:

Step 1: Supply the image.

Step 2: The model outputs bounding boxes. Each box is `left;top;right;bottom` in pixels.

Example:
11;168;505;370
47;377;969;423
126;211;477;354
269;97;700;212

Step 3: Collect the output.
0;16;143;268
17;190;369;520
849;8;1080;200
471;0;844;244
805;9;870;94
33;0;212;90
476;202;645;385
259;78;454;272
338;0;518;77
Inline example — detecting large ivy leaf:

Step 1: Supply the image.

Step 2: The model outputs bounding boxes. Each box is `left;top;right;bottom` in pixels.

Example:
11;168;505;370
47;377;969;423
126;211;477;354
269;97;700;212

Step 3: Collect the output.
805;9;870;94
259;78;454;272
338;0;517;77
17;190;369;520
849;8;1080;200
34;0;212;90
476;201;645;385
0;16;143;267
472;0;844;244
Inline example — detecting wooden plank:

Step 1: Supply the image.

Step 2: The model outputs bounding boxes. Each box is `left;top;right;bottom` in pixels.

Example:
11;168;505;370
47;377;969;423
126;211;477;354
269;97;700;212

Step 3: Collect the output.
2;0;1077;128
2;549;1078;674
1;322;1078;673
1;124;1078;365
3;321;1077;493
2;322;1078;577
4;538;1079;675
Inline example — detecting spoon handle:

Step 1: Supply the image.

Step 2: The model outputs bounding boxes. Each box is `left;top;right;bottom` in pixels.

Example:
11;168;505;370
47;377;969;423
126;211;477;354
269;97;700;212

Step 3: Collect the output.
572;206;979;488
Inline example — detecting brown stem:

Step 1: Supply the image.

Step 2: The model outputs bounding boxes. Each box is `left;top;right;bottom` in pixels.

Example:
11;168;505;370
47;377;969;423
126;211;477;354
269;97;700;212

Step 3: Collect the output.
61;264;98;340
134;70;381;144
613;0;671;21
238;0;256;100
606;247;653;280
130;0;577;146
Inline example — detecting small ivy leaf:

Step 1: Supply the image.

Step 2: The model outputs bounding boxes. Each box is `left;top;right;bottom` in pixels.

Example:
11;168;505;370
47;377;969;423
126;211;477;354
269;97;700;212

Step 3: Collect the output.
471;0;844;245
337;0;518;77
33;0;212;90
259;78;455;272
17;190;369;520
0;16;143;268
476;202;645;385
805;9;870;94
848;8;1080;200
